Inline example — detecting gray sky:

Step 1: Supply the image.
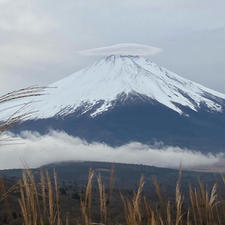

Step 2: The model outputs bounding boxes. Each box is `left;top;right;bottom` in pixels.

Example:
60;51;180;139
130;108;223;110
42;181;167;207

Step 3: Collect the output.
0;0;224;94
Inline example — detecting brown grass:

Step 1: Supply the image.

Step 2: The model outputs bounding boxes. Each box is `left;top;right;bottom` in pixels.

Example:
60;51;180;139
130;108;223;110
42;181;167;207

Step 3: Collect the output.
97;173;107;224
120;176;144;225
18;169;61;225
80;168;94;225
0;166;225;225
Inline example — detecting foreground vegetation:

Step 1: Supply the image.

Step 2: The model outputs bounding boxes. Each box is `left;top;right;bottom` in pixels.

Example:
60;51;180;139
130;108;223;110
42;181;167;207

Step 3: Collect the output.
0;167;225;225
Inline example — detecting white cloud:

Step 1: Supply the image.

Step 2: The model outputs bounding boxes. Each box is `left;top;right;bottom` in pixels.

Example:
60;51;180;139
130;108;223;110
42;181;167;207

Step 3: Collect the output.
0;131;223;170
79;43;162;56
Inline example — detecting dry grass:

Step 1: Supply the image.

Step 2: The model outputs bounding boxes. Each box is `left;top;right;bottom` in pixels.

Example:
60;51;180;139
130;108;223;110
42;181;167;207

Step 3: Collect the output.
121;176;144;225
97;173;107;224
80;169;94;225
0;166;225;225
0;86;46;135
18;169;61;225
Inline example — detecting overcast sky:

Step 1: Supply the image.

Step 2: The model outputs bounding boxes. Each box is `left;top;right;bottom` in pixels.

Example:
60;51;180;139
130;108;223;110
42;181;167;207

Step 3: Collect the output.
0;0;224;94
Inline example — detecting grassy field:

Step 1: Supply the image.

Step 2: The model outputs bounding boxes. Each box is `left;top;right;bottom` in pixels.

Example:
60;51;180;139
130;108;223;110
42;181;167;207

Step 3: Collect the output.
0;164;225;225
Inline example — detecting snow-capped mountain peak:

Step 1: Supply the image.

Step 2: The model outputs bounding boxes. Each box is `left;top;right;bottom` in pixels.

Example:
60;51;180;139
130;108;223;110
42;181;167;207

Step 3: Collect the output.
1;55;225;119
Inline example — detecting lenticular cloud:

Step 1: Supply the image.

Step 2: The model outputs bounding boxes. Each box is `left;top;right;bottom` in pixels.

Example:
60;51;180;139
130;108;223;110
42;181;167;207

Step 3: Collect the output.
79;43;162;56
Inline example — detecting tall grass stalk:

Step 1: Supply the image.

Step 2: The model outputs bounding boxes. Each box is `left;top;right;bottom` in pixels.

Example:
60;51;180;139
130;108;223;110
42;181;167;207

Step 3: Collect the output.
97;173;107;224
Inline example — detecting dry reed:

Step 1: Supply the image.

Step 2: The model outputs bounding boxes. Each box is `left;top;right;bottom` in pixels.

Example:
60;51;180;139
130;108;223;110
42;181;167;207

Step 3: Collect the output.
0;86;47;137
0;167;224;225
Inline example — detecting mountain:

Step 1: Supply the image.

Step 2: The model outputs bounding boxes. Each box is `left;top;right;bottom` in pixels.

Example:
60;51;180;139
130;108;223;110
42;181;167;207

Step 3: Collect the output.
1;55;225;152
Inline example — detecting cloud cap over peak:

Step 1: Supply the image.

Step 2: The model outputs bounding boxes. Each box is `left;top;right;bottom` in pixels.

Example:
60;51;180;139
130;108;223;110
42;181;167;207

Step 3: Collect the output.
79;43;162;56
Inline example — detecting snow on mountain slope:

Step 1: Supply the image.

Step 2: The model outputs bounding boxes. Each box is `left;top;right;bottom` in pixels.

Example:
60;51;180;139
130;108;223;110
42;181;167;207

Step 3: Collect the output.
0;55;225;120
